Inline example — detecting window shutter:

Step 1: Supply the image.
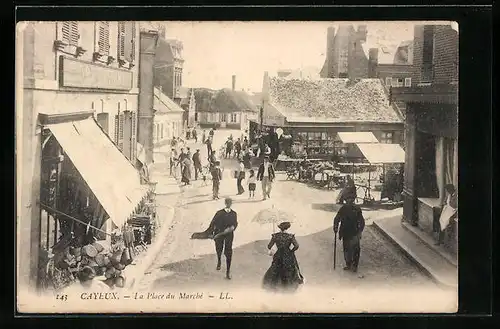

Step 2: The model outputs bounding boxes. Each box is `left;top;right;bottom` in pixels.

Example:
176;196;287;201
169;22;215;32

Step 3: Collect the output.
118;113;125;151
62;21;79;46
124;22;135;62
114;113;120;144
117;22;126;59
404;78;412;87
130;111;137;160
98;21;110;55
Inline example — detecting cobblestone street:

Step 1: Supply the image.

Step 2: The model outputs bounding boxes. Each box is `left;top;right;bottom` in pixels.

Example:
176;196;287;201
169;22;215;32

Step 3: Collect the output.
138;130;441;297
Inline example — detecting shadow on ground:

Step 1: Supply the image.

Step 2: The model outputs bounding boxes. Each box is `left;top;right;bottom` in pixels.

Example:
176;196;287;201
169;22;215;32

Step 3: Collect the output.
150;226;431;291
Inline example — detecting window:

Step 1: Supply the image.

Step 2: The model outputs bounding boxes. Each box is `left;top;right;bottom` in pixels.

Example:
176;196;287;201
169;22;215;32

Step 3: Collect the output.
160;123;164;139
295;131;336;156
385;77;392;86
61;21;79;46
380;131;394;144
97;21;110;55
395;78;404;87
404;77;412;87
117;22;136;63
230;113;237;123
220;113;227;122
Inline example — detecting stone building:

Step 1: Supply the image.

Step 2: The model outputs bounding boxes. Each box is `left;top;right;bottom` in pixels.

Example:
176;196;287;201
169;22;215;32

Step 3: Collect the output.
17;21;149;292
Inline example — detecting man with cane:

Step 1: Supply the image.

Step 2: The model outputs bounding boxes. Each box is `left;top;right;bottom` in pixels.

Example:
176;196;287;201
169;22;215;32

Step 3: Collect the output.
333;195;365;273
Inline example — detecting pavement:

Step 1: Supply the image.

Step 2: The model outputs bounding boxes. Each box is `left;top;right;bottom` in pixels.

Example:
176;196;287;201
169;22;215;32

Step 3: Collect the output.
372;216;458;290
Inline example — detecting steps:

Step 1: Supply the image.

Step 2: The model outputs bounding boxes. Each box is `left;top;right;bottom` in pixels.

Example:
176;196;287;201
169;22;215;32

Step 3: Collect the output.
373;216;458;289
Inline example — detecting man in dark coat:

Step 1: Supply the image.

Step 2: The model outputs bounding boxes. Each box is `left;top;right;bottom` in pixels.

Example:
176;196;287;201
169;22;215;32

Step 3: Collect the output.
225;138;233;159
333;196;365;273
234;138;242;159
192;149;202;180
257;156;276;200
207;198;238;279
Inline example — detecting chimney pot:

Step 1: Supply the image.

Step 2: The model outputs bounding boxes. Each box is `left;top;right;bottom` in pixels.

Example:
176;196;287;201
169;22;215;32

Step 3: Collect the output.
232;75;236;91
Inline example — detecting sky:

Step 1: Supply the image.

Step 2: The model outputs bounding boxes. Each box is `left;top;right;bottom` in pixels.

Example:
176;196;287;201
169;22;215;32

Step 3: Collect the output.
148;21;448;92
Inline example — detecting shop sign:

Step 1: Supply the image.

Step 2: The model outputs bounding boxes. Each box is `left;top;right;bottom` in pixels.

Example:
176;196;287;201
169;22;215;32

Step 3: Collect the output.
59;56;133;91
263;114;285;126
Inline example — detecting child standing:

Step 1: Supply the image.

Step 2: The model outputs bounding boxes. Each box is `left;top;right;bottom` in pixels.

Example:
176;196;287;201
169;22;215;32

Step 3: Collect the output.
248;169;257;199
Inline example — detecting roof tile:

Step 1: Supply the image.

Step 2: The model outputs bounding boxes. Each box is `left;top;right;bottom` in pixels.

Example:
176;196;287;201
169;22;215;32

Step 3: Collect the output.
268;78;402;123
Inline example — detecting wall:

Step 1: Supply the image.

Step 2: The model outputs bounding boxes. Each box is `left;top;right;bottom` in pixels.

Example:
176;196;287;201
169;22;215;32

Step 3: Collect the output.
433;25;459;84
376;64;413;86
348;39;369;79
153;112;183;146
411;24;458;85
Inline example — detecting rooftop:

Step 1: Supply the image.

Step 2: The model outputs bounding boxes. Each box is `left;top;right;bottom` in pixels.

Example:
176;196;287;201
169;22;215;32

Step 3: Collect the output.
268;78;402;123
154;88;185;114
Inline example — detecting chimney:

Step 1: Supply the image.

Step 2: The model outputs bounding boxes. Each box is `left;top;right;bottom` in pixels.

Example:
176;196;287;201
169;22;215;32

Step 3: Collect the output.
368;48;379;78
325;27;336;78
159;85;162;94
357;25;368;42
232;75;236;91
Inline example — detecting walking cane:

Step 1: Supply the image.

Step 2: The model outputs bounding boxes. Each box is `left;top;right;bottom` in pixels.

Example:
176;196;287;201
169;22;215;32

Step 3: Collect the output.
333;230;337;270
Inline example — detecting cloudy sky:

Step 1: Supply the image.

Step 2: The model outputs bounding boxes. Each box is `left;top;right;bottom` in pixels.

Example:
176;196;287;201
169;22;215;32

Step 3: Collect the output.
151;21;445;92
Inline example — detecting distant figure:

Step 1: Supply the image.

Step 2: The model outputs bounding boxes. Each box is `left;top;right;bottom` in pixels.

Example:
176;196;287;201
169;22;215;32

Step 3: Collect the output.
170;137;177;149
234;138;242;159
242;136;249;150
262;221;304;292
202;130;206;144
206;135;213;155
169;148;178;176
207;198;238;280
337;175;357;204
236;160;245;195
211;160;223;199
247;169;256;199
225;138;234;159
181;157;192;186
257;156;275;200
243;148;252;170
192;149;202;180
192;128;198;143
209;128;214;137
333;196;366;273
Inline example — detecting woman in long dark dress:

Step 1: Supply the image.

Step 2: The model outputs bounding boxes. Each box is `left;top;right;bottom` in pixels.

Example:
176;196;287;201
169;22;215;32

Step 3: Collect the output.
181;157;192;185
262;222;304;292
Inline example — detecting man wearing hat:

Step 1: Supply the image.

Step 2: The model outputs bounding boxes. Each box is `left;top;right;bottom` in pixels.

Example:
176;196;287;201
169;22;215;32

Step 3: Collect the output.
333;196;366;273
257;156;275;200
192;149;202;180
211;160;223;200
207;198;238;280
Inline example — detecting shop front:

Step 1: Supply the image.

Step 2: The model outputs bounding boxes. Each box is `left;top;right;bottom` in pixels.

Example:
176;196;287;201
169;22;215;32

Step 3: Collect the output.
392;84;458;254
36;112;155;292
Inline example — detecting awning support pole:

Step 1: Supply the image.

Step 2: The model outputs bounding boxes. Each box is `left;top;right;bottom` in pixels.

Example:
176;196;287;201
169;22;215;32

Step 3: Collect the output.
38;202;113;237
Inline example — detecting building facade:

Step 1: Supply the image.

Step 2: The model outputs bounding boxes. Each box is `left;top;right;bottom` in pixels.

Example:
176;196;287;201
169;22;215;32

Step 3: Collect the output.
17;21;147;292
154;34;184;101
260;73;404;159
153;87;184;146
391;24;458;255
197;88;258;130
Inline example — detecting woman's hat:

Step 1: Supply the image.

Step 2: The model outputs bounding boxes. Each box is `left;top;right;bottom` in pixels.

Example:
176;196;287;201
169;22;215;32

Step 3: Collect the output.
278;221;291;231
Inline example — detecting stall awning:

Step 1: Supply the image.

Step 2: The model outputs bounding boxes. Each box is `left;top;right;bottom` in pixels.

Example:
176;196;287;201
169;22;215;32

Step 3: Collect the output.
355;143;405;164
48;118;149;226
337;132;379;144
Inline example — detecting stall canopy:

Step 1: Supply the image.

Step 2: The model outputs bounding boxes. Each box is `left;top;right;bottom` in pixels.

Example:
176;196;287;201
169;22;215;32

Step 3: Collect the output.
355;143;405;164
337;132;379;144
48;118;149;227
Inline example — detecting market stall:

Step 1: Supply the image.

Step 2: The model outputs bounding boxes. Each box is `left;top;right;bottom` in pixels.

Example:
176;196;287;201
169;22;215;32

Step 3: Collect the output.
37;117;154;292
353;143;405;204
